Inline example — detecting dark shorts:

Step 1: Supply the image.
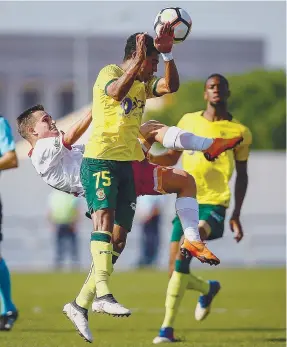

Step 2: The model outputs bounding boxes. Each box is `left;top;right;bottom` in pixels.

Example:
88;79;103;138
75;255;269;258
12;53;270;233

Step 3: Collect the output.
80;158;137;232
170;204;226;242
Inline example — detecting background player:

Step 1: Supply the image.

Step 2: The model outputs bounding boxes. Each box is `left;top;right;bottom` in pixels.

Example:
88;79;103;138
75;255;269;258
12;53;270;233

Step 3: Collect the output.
151;74;252;344
0;116;19;331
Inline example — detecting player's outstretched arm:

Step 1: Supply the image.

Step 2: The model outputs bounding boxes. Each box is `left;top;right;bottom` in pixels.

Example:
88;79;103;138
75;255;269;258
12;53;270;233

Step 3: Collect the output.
154;23;179;96
107;34;146;101
63;110;92;146
230;160;249;243
230;129;252;242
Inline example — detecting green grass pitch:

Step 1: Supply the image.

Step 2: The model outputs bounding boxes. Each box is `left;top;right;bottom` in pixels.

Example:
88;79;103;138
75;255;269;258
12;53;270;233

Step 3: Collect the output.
0;268;285;347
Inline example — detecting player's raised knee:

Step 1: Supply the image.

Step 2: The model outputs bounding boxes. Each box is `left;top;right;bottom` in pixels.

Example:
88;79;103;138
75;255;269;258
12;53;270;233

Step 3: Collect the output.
176;169;197;195
92;208;114;232
140;120;166;143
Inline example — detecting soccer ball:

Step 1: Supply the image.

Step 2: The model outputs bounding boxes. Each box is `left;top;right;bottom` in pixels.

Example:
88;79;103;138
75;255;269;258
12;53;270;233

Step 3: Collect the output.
154;7;192;44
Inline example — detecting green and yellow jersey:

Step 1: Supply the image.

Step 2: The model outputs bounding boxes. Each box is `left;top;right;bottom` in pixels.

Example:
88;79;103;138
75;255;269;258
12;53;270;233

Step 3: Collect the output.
177;111;252;207
84;64;160;161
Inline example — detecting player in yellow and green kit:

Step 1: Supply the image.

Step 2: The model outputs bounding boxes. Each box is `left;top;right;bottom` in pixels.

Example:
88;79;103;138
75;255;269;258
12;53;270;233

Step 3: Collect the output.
152;74;252;344
69;24;184;326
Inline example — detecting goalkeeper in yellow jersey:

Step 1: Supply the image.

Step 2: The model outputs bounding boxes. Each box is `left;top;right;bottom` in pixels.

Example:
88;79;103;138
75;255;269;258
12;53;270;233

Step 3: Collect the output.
151;74;252;344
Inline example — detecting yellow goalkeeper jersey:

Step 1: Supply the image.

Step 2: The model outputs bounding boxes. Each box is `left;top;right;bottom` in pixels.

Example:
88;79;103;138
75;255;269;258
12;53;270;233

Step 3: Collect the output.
177;111;252;207
84;64;160;161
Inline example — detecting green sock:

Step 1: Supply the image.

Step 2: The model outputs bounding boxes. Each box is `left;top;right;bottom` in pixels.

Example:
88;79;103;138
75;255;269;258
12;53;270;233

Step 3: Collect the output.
161;271;189;328
90;231;113;297
75;263;96;309
186;272;210;295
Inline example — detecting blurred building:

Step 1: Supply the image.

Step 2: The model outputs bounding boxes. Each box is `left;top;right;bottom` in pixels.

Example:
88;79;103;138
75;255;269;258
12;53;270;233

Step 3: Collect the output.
0;34;264;139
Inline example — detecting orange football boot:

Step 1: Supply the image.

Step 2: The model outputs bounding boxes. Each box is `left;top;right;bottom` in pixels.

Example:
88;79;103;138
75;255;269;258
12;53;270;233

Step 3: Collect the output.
180;239;220;266
203;137;243;161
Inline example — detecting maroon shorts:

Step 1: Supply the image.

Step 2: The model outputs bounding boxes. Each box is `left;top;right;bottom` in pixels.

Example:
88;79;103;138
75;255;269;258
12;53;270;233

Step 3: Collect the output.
132;159;169;197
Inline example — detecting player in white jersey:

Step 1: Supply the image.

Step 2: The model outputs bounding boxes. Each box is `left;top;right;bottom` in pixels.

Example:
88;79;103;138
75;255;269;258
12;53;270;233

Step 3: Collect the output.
28;132;85;196
17;105;91;196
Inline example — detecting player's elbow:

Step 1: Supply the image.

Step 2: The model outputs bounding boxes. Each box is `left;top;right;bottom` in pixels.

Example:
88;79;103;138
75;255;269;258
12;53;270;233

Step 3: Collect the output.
11;157;18;168
106;84;124;102
168;83;179;93
8;152;18;168
165;80;180;94
63;134;73;146
112;94;123;102
110;90;126;102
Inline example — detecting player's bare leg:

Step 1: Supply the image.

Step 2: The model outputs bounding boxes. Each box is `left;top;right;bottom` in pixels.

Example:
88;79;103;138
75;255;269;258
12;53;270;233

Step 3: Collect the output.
159;167;219;265
111;224;128;258
140;120;242;160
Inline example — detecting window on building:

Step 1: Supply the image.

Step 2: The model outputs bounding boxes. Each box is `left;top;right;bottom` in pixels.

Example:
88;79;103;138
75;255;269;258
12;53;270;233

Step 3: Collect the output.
58;89;74;119
21;89;41;111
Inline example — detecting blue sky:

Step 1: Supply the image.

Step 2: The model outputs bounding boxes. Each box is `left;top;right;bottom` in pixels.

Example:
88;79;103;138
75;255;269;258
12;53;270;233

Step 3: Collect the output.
0;1;285;68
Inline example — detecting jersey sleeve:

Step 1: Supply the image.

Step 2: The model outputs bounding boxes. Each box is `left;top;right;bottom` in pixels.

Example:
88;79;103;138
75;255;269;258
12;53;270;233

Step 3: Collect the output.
145;76;161;99
96;65;121;94
0;117;15;156
234;126;252;161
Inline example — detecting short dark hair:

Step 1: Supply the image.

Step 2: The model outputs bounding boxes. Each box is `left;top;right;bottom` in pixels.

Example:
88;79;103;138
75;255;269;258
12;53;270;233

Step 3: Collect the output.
124;33;159;61
17;104;44;139
204;74;229;89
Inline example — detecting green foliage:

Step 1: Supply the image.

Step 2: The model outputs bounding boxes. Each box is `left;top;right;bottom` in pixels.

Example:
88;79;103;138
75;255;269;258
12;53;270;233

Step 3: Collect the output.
146;70;286;150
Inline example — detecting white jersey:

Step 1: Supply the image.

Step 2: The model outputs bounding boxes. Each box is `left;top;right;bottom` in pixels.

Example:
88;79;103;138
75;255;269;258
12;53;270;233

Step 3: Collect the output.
29;133;85;196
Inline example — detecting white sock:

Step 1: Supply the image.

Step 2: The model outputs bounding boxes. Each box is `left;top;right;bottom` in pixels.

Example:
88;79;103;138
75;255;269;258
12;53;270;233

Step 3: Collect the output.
163;126;214;151
175;197;201;242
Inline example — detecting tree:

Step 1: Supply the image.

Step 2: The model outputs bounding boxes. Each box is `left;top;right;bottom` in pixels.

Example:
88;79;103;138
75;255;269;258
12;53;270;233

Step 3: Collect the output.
146;70;286;150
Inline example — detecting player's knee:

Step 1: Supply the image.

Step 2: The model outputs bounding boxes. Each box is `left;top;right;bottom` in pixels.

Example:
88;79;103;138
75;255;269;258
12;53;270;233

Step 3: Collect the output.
162;169;196;196
140;120;164;143
92;209;114;233
177;170;197;196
